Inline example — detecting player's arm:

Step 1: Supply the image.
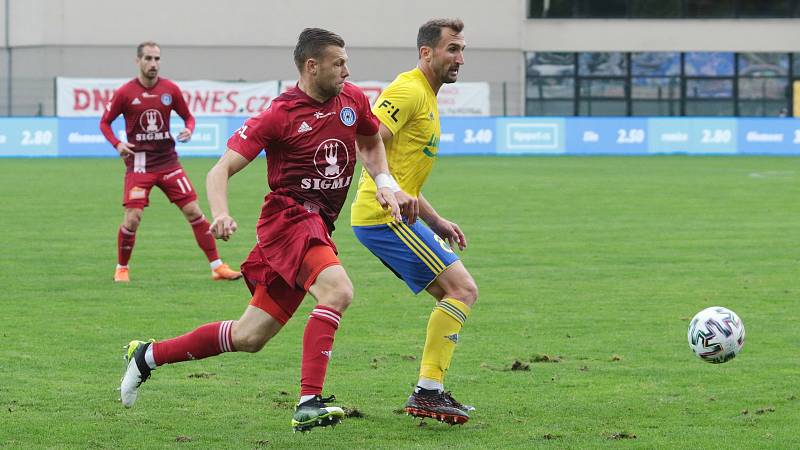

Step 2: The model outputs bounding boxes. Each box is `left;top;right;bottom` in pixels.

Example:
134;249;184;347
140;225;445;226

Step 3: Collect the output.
419;193;467;251
206;149;251;241
172;85;195;142
99;90;135;158
355;131;417;223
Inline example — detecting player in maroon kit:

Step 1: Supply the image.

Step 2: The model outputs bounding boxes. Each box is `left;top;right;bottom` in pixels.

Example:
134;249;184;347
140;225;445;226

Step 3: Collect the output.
119;29;416;432
100;41;242;283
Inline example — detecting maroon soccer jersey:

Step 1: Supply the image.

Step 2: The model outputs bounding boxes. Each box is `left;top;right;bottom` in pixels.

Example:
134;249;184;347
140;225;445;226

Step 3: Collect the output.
100;77;195;173
227;82;379;230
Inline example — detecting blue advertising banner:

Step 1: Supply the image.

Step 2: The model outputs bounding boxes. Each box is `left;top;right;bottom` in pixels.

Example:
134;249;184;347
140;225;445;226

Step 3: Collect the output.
173;117;230;157
737;118;800;155
496;118;566;155
567;118;649;155
59;117;125;157
648;118;737;154
0;118;59;157
4;116;800;157
439;117;496;155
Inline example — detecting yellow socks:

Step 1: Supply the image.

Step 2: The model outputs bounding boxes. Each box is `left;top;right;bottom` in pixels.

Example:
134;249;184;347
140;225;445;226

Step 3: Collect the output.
419;298;471;385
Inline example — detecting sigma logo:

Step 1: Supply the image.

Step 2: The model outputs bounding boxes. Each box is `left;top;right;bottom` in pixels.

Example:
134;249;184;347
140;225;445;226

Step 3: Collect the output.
313;139;348;179
139;109;164;132
302;138;353;190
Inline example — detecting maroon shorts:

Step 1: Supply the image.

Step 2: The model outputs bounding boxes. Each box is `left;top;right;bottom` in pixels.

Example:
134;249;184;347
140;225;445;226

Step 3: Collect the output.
242;195;340;324
247;245;340;325
122;165;197;209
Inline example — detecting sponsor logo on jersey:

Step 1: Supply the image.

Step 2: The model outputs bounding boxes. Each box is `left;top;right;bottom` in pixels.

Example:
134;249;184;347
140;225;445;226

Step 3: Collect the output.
136;109;171;141
161;94;172;106
339;107;356;126
377;99;401;123
302;138;353;190
142;92;158;98
131;98;142;105
314;111;335;119
297;121;312;133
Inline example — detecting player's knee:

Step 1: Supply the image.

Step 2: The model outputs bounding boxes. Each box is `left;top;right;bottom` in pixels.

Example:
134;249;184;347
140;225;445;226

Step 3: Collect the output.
181;202;203;221
455;279;478;307
231;325;269;353
123;210;142;231
318;280;353;313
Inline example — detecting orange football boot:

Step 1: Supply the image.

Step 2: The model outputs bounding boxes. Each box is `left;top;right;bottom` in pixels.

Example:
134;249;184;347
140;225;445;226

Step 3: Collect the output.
212;263;242;281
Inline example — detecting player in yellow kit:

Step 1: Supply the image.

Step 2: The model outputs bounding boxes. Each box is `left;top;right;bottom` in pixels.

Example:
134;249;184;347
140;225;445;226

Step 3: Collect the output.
351;18;478;425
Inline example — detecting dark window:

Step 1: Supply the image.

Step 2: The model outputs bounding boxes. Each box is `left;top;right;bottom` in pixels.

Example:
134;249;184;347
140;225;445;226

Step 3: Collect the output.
580;78;626;98
629;0;682;18
738;0;792;17
632;99;681;116
738;78;788;100
686;79;733;98
527;52;575;76
527;77;575;99
579;52;627;76
684;52;735;76
579;100;627;116
738;100;787;116
528;0;575;18
576;0;628;17
632;52;681;76
686;0;735;17
632;77;681;99
524;51;792;117
685;100;734;116
738;53;789;77
526;100;575;116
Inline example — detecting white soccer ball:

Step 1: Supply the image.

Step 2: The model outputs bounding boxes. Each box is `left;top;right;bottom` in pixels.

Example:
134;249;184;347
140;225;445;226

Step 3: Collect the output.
687;306;745;364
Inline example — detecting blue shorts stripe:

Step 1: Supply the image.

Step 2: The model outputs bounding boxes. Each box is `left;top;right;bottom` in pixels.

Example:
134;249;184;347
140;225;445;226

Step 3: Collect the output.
396;222;447;272
353;221;460;294
388;221;445;273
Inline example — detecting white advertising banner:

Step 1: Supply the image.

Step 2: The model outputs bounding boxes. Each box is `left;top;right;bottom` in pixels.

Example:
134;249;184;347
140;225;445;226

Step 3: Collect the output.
56;77;280;117
280;80;490;116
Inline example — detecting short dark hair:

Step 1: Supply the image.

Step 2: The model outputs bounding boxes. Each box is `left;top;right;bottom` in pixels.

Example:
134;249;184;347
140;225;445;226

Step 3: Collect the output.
137;41;159;58
417;18;464;50
293;28;346;72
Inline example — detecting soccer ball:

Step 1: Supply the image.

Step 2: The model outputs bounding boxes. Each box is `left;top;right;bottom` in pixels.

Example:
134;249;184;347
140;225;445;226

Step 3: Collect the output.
687;306;745;364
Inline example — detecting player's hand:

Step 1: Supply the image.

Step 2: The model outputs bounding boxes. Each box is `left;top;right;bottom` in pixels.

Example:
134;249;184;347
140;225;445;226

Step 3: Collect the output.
376;187;402;223
115;142;135;159
393;190;418;225
177;128;192;143
431;218;467;251
210;214;238;241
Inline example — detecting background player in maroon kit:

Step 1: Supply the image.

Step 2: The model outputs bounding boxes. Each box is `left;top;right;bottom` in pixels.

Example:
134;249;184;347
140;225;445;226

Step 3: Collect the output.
100;41;241;283
119;29;416;432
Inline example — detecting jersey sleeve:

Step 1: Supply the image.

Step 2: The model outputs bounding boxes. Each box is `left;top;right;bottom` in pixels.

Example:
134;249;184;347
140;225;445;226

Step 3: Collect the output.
355;88;380;136
226;107;280;161
170;82;195;132
371;81;418;136
99;85;126;149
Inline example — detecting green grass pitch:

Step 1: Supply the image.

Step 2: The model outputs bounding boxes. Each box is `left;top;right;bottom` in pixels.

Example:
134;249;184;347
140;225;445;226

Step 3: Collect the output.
0;156;798;448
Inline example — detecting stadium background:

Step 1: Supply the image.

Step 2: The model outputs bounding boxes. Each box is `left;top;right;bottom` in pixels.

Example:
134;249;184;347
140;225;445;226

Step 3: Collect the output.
2;2;799;447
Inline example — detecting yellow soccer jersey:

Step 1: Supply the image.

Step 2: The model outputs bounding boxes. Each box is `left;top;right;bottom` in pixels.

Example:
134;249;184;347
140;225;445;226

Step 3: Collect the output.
351;68;440;226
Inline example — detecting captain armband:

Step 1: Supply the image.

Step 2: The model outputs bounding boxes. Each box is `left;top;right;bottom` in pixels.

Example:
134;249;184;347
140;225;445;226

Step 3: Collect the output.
374;173;401;193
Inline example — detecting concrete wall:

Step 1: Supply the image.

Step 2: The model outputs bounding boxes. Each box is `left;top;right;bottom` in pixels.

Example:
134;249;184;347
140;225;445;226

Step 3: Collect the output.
3;0;800;115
